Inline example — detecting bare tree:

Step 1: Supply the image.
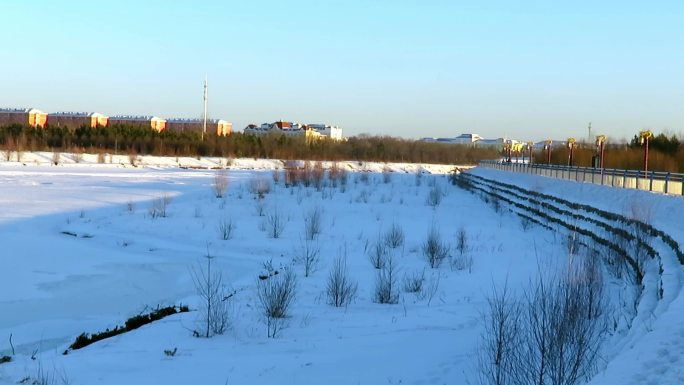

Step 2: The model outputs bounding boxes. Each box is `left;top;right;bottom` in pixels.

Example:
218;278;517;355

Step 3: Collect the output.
476;282;521;385
257;268;297;338
452;226;473;272
213;169;229;198
422;225;449;268
513;256;606;385
190;252;231;338
374;253;399;304
304;206;323;240
326;255;358;307
294;238;320;277
266;207;286;239
368;240;389;269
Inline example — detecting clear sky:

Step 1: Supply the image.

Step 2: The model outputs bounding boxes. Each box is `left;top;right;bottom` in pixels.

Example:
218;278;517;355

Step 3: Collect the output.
1;1;682;141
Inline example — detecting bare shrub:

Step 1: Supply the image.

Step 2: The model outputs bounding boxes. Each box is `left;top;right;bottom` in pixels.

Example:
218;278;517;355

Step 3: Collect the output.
383;222;405;249
190;254;231;338
451;253;474;272
97;151;106;164
266;207;286;238
368;241;389;269
257;268;297;338
422;225;449;268
304;206;323;240
29;362;72;385
254;200;266;217
415;168;424;186
326;255;358;307
421;271;441;306
456;226;468;256
476;282;521;385
402;269;425;293
329;162;347;188
272;169;281;185
514;256;606;385
452;226;473;272
374;253;399;304
295;238;320;277
358;171;370;185
302;161;314;187
128;150;138;166
213;170;229;198
249;177;272;198
426;184;443;207
217;217;236;240
149;195;171;219
382;165;392;183
312;161;325;190
72;149;83;163
284;160;301;187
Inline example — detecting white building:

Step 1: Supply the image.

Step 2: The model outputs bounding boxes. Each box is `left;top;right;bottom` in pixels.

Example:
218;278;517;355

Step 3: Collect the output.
243;121;343;140
306;124;343;140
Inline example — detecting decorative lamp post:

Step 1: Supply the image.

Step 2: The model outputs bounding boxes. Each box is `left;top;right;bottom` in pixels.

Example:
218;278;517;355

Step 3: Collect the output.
639;130;653;177
527;141;534;164
504;143;512;163
595;135;607;169
545;139;553;165
567;137;576;167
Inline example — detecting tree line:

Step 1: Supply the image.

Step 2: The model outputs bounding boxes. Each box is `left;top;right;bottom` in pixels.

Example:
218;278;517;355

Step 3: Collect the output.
0;124;499;165
531;133;684;173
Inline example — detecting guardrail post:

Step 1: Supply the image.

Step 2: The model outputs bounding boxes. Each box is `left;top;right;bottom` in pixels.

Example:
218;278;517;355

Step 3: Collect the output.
649;171;654;192
636;170;640;190
623;169;627;188
665;173;670;194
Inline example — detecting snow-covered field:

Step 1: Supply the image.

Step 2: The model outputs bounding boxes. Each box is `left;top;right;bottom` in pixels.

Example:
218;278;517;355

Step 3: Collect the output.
0;156;682;384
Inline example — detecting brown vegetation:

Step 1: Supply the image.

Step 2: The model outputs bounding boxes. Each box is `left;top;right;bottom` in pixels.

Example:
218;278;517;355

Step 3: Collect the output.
0;123;498;165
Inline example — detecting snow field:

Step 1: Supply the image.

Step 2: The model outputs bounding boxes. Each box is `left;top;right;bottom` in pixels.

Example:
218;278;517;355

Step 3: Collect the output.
0;162;559;384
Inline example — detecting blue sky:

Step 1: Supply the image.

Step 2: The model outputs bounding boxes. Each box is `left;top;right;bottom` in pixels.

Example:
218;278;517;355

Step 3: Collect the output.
1;1;682;141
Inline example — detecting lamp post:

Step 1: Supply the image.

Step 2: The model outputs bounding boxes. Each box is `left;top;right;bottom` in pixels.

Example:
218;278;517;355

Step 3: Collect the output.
545;139;552;165
527;141;534;164
567;137;576;167
595;135;606;169
639;130;652;177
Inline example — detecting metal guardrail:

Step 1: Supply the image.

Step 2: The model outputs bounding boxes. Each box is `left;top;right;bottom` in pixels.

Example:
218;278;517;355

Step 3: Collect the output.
478;160;684;196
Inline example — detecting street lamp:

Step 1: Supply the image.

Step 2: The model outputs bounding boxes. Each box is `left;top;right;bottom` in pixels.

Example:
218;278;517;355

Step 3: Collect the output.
567;137;576;167
595;135;607;169
639;130;653;177
527;141;534;164
544;139;553;165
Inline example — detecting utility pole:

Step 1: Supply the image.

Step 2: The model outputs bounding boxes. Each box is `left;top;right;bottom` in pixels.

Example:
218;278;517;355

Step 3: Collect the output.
587;122;592;144
202;76;208;141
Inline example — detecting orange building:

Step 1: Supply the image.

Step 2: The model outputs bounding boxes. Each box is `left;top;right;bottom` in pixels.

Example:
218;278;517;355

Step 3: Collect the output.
0;108;48;128
166;118;232;136
47;112;109;128
109;115;167;132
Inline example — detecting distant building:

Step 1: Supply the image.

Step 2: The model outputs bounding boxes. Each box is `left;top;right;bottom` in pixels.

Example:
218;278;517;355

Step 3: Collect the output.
0;108;48;128
165;118;232;136
47;112;108;128
109;115;167;132
306;124;343;140
421;133;484;145
244;121;341;140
